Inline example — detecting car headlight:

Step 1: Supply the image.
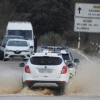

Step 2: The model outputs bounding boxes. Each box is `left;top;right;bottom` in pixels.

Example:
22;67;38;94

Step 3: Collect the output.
5;49;12;52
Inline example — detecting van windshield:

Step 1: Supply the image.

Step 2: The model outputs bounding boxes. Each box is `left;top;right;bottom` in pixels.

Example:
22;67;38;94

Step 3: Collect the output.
8;30;32;40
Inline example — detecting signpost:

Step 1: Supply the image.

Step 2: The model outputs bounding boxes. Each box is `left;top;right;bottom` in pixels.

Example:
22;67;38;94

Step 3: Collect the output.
74;17;100;32
74;3;100;48
75;3;100;18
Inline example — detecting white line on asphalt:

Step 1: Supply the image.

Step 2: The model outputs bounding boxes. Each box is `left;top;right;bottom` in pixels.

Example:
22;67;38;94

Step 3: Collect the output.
71;49;91;62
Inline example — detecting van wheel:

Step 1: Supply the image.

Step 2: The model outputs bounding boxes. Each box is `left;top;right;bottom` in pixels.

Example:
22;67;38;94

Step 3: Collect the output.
0;57;3;60
3;58;9;61
0;54;4;60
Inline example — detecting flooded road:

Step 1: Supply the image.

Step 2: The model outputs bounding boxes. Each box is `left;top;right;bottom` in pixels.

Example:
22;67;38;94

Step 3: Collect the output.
0;61;22;94
0;49;100;100
65;60;100;96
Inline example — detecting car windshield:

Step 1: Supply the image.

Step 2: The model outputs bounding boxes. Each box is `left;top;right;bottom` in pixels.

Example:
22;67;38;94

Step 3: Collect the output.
2;36;24;46
62;54;70;60
30;57;62;65
8;30;32;40
7;41;28;46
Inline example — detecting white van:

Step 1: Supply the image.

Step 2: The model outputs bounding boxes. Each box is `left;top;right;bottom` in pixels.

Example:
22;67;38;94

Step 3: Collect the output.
6;21;34;50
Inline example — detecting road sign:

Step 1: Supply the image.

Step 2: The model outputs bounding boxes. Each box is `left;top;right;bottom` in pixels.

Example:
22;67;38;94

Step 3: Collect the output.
75;3;100;18
74;17;100;32
74;3;100;33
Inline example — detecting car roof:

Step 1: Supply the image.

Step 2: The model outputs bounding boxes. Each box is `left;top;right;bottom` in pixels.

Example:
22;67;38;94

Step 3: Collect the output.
41;46;69;49
7;21;32;30
41;46;69;54
61;49;70;53
41;46;69;51
31;52;62;58
61;50;67;54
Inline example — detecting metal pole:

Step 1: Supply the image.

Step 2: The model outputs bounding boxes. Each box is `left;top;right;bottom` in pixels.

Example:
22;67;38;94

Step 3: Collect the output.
78;32;81;49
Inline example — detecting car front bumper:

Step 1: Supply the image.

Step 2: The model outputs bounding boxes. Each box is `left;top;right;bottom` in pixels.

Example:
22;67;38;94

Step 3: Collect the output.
4;51;30;59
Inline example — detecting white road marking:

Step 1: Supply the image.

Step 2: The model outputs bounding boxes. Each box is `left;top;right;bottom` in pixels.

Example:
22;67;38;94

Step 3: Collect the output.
71;49;91;62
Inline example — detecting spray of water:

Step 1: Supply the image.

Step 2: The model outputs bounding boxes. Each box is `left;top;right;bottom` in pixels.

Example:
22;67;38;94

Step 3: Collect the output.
20;87;55;96
65;58;100;96
0;67;22;94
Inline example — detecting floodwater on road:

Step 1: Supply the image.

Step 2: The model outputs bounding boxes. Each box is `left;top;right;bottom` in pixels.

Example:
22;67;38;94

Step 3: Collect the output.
0;56;100;96
0;67;22;94
65;58;100;96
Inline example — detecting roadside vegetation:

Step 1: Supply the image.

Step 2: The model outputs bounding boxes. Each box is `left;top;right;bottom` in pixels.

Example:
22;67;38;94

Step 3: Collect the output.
0;0;100;54
39;32;66;46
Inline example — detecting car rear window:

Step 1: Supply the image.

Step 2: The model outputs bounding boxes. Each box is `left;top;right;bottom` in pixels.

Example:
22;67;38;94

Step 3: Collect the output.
30;57;62;65
62;54;70;60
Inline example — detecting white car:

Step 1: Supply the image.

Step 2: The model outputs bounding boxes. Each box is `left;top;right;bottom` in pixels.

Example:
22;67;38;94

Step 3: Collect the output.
19;52;69;95
4;39;31;61
61;49;77;78
0;35;24;60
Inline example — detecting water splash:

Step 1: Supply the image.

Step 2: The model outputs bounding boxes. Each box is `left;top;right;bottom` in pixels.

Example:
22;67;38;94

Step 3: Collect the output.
65;58;100;96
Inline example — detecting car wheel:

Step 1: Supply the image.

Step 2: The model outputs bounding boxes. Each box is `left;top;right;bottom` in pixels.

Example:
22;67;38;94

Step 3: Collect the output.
3;58;9;61
58;85;66;95
27;83;33;89
22;82;33;89
22;82;27;89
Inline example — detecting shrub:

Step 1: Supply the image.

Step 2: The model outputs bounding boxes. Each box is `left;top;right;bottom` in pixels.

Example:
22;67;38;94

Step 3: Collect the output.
38;32;66;46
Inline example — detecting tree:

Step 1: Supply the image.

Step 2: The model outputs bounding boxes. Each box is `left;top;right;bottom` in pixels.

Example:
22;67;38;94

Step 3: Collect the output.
29;0;73;35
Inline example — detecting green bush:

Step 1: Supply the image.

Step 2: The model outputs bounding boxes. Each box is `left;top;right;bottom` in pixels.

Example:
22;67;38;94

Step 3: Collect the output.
38;32;66;46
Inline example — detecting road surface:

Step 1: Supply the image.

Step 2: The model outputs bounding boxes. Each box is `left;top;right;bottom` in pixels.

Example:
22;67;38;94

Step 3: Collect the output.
0;47;100;99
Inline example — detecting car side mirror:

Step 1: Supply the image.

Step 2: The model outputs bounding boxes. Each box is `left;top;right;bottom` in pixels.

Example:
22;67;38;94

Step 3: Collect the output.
19;63;25;67
74;59;80;63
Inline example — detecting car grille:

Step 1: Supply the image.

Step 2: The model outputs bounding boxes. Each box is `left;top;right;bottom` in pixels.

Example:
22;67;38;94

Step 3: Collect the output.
10;55;25;58
13;51;22;54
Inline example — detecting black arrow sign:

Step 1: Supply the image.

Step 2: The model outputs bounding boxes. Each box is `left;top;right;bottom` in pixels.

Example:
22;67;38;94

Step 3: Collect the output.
78;7;82;14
